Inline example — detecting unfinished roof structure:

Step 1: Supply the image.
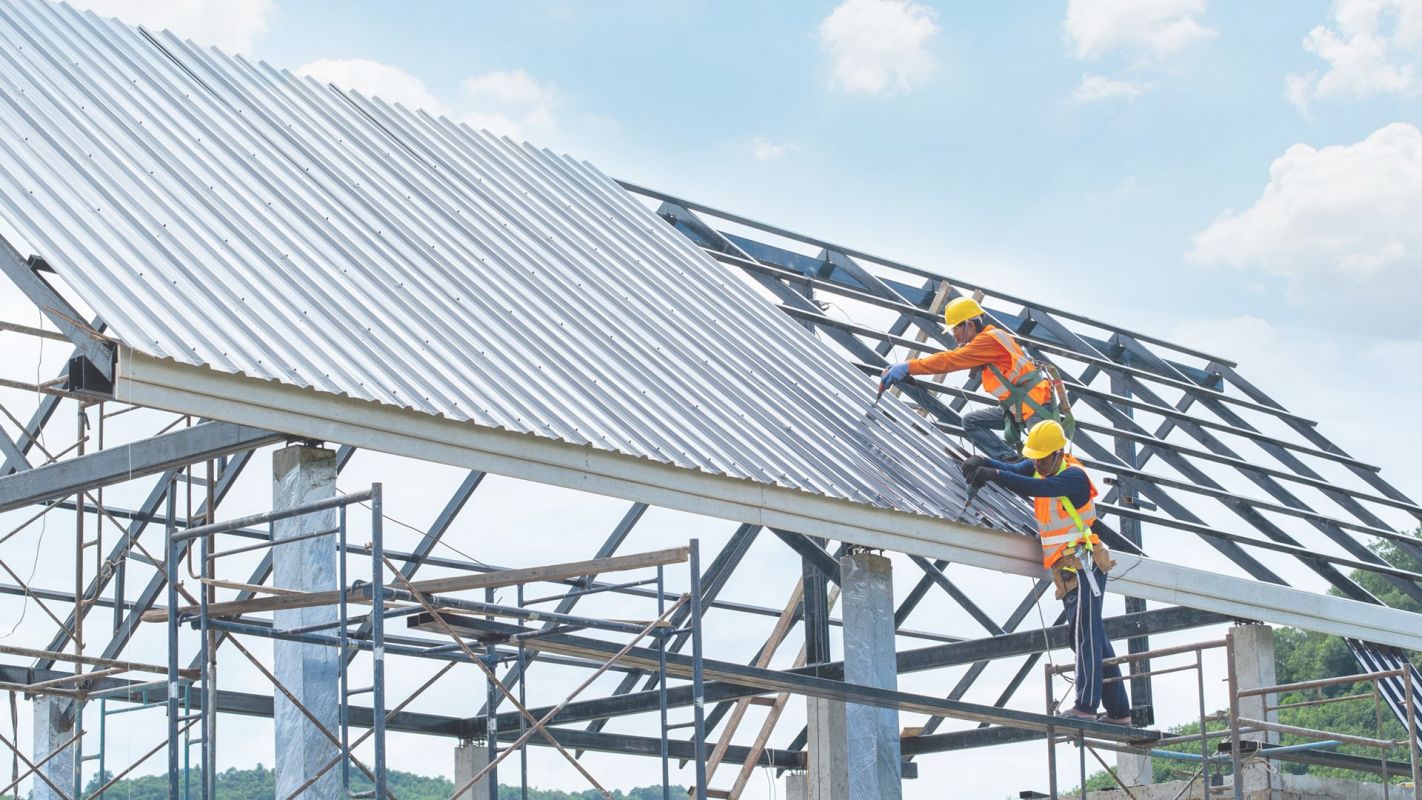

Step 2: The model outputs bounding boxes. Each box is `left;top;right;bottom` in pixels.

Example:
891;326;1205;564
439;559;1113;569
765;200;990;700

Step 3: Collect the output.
0;1;1418;798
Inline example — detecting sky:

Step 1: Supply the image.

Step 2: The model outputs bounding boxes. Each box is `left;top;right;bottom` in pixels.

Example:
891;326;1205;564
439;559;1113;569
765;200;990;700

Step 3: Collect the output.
62;0;1422;478
3;0;1422;797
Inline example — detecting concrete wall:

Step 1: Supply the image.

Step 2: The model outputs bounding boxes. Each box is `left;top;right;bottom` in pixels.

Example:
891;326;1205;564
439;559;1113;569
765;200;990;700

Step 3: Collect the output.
1084;772;1394;799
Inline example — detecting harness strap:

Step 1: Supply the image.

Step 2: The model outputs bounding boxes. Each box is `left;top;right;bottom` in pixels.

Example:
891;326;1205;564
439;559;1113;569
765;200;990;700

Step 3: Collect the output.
1060;495;1093;552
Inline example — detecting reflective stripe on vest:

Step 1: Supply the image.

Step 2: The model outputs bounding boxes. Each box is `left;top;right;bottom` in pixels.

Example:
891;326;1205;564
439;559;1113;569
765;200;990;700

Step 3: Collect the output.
1033;455;1099;569
979;326;1054;422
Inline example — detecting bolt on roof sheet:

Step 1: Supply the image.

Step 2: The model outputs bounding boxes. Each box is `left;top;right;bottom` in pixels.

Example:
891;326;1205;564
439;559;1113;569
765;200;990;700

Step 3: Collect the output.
0;0;1032;530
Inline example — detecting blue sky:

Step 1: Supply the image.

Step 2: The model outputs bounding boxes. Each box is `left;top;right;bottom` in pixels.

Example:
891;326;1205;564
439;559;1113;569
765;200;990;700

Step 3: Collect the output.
39;1;1422;795
67;1;1422;346
234;0;1419;339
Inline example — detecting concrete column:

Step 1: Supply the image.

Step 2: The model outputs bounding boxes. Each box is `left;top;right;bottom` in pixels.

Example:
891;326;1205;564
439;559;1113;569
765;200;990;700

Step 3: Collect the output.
1115;750;1152;787
785;771;808;800
31;696;75;800
273;445;340;800
1230;623;1277;794
806;696;848;800
840;552;901;800
453;740;491;800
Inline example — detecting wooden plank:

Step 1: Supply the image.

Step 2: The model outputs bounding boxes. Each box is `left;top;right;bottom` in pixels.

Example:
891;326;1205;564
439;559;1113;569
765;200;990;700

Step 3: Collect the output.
727;585;840;800
143;546;690;623
200;579;304;597
891;279;952;410
704;581;805;782
0;642;181;677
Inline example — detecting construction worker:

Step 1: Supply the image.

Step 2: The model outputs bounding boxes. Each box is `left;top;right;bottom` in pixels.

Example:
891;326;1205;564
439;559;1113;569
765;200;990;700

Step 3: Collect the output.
879;296;1055;460
963;420;1131;724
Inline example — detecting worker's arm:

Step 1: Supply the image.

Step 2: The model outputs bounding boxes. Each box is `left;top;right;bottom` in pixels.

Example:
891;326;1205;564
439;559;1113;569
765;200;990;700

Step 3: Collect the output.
980;460;1091;508
907;333;1004;376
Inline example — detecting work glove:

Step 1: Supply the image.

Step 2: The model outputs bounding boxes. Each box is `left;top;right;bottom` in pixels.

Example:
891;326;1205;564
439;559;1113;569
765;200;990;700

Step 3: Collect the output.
961;455;988;474
879;362;911;393
967;466;997;490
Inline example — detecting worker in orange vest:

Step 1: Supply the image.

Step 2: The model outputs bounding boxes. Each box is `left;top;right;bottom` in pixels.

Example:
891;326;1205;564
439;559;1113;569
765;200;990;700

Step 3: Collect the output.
879;297;1055;460
964;420;1132;724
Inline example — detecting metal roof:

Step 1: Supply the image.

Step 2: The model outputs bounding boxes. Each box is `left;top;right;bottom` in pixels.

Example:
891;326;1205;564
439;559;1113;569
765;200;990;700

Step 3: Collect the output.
0;0;1030;529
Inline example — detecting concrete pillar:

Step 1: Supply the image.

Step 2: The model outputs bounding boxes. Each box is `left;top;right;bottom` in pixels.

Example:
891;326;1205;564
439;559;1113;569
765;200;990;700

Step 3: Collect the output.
453;740;491;800
31;696;75;800
840;552;901;800
1230;623;1277;794
273;445;340;799
1115;750;1152;787
785;771;808;800
806;696;848;800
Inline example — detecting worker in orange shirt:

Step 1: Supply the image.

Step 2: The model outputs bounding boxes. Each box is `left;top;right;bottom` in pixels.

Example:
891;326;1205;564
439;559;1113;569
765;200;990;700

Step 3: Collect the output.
879;297;1057;460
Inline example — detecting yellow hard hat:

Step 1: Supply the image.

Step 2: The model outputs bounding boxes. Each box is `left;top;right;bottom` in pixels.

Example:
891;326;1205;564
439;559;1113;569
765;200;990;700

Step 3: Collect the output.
943;297;984;330
1020;419;1068;460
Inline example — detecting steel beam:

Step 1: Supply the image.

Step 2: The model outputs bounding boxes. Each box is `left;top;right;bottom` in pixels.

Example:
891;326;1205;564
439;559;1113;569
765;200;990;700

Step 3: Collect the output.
415;612;1156;745
462;604;1225;735
82;450;258;665
581;523;759;739
0;421;280;513
0;245;113;378
485;499;644;710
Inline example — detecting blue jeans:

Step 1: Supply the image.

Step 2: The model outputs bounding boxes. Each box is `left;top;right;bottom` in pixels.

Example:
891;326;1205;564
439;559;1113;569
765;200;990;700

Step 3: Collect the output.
962;406;1017;461
1062;577;1130;718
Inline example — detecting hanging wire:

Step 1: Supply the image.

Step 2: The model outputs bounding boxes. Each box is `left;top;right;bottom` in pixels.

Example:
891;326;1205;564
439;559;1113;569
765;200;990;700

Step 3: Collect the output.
1;311;53;639
340;488;495;571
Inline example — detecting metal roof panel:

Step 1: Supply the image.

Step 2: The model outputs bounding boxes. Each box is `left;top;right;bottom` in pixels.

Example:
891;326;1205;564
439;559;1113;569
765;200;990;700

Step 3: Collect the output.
0;0;1033;531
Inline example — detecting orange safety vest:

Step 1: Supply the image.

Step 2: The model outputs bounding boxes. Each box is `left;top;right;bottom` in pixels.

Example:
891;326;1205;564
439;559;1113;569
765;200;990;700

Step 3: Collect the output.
978;325;1054;423
1035;455;1100;569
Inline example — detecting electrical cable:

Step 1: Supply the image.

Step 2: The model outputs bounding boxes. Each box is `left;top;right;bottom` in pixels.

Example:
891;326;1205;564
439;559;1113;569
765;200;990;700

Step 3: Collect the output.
340;489;495;571
1;312;52;639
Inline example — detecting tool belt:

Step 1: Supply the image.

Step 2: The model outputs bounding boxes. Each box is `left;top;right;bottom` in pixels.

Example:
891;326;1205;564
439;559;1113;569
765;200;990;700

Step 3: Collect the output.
1050;543;1116;600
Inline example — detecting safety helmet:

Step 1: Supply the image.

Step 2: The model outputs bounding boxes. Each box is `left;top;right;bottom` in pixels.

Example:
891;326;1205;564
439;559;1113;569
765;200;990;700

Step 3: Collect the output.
1020;419;1068;460
942;297;984;330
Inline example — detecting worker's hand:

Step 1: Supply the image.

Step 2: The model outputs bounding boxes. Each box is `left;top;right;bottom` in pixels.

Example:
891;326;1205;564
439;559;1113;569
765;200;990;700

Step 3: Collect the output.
879;362;911;393
962;455;988;473
967;466;997;490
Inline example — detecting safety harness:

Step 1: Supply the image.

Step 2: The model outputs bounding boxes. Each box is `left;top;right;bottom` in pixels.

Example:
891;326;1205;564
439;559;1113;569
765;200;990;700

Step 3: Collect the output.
977;326;1075;451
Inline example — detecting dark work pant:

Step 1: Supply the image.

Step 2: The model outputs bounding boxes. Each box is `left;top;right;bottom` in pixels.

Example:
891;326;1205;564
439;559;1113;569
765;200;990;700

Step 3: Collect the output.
1062;576;1130;717
962;406;1017;461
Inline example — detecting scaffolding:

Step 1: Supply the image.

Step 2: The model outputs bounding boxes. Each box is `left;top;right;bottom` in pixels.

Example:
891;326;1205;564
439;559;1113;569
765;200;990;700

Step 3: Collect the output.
1036;632;1422;799
0;2;1417;795
146;481;711;800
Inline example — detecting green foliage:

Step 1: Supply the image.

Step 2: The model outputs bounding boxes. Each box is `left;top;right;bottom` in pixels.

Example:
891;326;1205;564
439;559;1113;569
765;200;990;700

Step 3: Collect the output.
79;765;680;800
1076;535;1422;792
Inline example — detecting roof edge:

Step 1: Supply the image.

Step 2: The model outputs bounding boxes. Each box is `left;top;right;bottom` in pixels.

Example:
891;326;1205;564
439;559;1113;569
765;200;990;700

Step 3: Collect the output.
113;347;1422;651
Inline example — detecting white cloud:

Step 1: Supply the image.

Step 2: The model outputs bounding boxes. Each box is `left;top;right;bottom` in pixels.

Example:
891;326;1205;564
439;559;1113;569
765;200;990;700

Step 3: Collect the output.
460;69;557;139
1064;0;1214;60
1188;122;1422;332
1285;0;1422;112
462;69;553;107
1072;73;1149;102
68;0;275;53
296;58;446;114
751;137;798;160
817;0;940;96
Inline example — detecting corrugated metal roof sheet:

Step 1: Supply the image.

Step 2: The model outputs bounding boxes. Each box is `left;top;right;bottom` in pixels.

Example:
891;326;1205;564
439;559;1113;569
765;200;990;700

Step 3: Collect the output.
0;0;1032;529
